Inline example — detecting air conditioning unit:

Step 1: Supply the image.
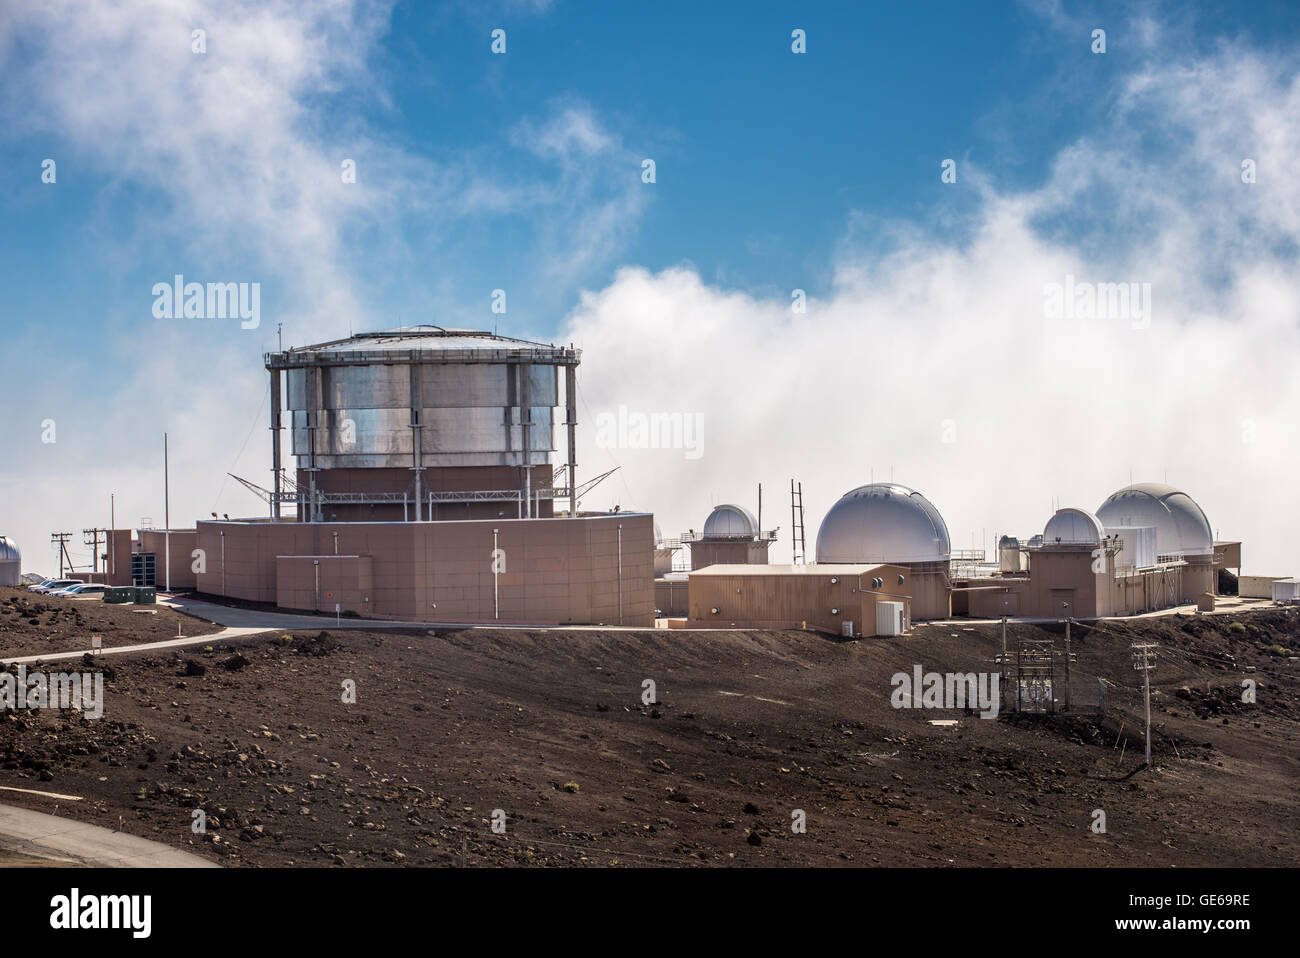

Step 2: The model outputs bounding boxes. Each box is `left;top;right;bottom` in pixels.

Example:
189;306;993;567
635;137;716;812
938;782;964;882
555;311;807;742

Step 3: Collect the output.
841;620;854;637
876;600;905;637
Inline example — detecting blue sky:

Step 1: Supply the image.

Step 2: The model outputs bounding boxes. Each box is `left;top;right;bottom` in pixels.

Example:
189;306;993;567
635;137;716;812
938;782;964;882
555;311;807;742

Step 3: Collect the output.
8;0;1299;349
2;0;1299;572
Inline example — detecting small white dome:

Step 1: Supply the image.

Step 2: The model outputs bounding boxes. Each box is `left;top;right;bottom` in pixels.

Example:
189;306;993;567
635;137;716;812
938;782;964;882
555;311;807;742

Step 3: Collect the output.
1043;508;1105;545
0;536;20;587
1096;482;1212;557
815;483;950;564
702;504;757;539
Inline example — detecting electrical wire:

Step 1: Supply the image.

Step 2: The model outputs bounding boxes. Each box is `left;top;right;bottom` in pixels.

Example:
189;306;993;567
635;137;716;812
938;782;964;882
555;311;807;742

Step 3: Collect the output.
211;383;269;515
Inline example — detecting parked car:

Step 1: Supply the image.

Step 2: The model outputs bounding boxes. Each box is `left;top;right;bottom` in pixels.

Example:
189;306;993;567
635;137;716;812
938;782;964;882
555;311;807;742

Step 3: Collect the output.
53;583;108;598
30;578;82;594
27;578;59;592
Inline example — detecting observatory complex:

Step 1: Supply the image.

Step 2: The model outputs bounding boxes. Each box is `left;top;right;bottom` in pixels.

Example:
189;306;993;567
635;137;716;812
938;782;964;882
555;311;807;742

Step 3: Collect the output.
60;328;654;626
32;326;1276;636
685;480;1247;637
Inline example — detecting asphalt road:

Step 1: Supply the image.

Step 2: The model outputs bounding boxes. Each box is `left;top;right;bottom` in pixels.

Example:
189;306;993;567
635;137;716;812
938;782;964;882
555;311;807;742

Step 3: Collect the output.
0;802;217;867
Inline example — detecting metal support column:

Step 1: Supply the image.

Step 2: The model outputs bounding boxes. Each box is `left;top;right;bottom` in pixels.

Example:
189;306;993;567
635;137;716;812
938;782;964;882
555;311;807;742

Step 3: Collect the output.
520;363;532;518
306;366;320;522
269;366;283;520
409;357;424;522
566;363;578;516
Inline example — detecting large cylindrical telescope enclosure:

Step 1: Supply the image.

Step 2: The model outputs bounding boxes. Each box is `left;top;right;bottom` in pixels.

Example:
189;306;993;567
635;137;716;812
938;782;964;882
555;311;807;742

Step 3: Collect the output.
265;328;580;522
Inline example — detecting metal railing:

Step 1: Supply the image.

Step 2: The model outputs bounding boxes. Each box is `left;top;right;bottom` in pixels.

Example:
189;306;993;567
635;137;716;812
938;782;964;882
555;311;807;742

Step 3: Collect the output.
680;529;778;543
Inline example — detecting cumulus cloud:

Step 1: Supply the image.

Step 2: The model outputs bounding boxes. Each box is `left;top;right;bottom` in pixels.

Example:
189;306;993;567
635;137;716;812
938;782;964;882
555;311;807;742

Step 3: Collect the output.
565;40;1300;574
0;2;641;569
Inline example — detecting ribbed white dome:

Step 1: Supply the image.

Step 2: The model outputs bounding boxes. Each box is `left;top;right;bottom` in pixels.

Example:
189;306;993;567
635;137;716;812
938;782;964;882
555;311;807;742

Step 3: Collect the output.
815;483;951;564
702;504;756;539
1043;508;1105;546
1096;482;1212;557
0;536;20;587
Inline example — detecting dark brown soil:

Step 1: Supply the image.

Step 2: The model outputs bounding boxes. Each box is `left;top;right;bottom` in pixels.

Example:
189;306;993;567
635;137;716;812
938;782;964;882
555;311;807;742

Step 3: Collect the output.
0;603;1296;867
0;587;221;657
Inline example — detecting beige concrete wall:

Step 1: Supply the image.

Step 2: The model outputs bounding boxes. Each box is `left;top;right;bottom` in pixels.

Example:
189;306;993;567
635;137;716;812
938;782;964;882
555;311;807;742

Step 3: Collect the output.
194;513;653;626
966;553;1193;619
80;530;135;586
687;565;910;636
655;578;689;617
689;540;772;571
1240;575;1286;598
276;555;373;614
1183;560;1215;602
138;530;198;591
904;564;952;619
1213;541;1242;571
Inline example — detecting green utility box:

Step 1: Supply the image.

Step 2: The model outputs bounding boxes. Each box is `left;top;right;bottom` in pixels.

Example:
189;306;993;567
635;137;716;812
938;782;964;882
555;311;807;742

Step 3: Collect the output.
133;586;157;605
103;586;135;604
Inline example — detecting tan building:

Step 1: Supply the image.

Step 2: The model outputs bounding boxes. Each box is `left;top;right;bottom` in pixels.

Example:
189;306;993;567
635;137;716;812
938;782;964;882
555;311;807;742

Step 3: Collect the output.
194;513;653;626
654;575;689;617
814;483;953;620
960;489;1229;619
683;503;776;571
137;529;198;590
1240;575;1287;599
688;563;912;636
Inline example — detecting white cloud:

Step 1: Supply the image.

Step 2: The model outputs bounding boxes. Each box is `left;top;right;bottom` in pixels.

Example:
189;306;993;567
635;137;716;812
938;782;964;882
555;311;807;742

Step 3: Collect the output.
0;2;647;571
564;41;1300;575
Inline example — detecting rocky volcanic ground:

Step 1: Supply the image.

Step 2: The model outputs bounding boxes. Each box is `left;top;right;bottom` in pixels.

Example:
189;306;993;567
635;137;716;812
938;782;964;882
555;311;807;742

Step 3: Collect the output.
0;587;220;657
0;596;1296;867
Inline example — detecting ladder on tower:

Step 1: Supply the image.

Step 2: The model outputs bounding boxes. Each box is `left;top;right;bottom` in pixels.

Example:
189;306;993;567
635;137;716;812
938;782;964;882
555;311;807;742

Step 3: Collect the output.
790;480;807;565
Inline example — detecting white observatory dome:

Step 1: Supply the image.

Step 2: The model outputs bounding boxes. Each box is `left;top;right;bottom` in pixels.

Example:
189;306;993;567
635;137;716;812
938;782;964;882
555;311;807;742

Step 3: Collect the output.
815;483;951;564
702;504;757;539
1096;482;1212;558
0;535;21;587
1043;508;1105;546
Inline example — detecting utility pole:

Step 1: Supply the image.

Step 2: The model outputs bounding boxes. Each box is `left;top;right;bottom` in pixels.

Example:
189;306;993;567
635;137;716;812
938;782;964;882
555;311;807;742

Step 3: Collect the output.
82;529;103;573
164;432;171;593
1063;618;1072;712
110;494;115;580
50;532;73;577
1131;642;1158;767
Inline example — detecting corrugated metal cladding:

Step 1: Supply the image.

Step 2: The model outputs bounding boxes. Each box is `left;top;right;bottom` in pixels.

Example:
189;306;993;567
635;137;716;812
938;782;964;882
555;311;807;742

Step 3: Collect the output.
687;563;912;635
1107;525;1157;570
273;329;577;472
286;361;558;469
1272;579;1300;602
875;600;905;637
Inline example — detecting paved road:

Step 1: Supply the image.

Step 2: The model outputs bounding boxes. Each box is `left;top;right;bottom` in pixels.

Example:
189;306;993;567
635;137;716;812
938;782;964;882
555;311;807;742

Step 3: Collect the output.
2;595;675;667
1;626;272;666
0;802;217;867
163;596;447;631
162;596;653;633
